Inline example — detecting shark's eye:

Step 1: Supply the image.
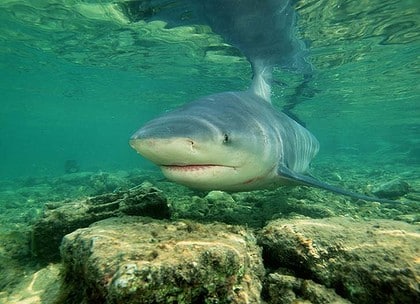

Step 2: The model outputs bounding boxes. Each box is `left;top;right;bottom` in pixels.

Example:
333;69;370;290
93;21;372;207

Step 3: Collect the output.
223;133;230;143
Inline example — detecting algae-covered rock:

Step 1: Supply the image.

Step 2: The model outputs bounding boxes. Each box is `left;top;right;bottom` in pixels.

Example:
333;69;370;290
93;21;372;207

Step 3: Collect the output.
264;273;351;304
60;216;264;303
372;178;410;199
31;182;170;262
205;190;236;205
0;264;62;304
258;217;420;304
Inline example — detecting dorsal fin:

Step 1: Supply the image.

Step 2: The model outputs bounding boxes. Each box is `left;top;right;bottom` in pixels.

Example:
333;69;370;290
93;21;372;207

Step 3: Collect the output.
250;59;273;103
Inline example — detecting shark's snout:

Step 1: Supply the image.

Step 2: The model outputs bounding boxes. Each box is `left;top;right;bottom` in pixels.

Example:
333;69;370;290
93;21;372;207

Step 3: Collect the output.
129;92;283;191
129;135;200;166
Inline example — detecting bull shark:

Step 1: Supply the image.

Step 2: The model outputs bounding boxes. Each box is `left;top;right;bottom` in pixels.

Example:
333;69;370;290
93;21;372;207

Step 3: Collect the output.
129;0;401;204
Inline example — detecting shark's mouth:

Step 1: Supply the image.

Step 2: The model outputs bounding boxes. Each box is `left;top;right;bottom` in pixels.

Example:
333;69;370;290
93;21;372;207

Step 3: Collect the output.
159;163;241;190
161;164;235;172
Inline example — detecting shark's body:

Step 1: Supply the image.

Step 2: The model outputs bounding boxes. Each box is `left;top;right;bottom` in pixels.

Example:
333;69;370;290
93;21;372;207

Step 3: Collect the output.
130;1;401;204
130;87;398;203
131;90;318;192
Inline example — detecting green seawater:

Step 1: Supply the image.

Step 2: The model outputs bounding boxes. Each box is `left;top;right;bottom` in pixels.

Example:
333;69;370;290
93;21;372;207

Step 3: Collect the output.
0;1;419;301
0;0;419;179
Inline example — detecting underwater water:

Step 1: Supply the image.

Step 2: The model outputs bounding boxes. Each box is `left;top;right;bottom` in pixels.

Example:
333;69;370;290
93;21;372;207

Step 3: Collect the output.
0;0;419;302
0;0;418;179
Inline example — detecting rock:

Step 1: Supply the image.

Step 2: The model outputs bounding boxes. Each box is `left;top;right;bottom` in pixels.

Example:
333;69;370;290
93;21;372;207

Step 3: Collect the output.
0;264;62;304
258;217;420;304
31;182;170;262
372;178;410;199
205;190;236;205
60;217;264;304
265;273;351;304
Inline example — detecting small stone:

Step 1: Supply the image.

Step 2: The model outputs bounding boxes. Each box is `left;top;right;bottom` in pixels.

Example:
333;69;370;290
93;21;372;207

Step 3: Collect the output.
205;190;235;204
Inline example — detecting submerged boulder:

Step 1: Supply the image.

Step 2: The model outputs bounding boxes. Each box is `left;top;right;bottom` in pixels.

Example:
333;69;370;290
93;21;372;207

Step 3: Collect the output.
264;273;351;304
258;217;420;304
31;182;170;262
60;216;264;303
372;178;410;199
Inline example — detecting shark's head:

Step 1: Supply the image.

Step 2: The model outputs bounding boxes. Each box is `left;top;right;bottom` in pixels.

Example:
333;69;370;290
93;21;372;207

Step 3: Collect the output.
130;92;279;191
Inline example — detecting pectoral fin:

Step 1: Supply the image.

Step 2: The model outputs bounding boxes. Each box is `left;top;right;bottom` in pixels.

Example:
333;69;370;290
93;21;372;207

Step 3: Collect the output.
277;165;400;204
